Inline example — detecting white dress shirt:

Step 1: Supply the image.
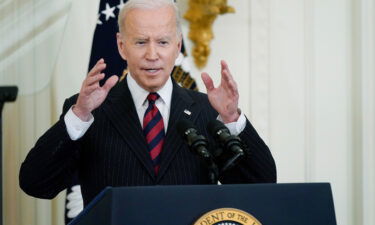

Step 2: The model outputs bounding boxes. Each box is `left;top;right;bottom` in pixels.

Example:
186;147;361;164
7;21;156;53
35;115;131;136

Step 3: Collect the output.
128;72;172;132
64;73;246;140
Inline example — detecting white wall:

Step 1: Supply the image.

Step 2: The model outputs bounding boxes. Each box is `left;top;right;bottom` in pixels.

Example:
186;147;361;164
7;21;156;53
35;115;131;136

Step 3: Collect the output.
354;0;375;223
1;0;374;224
181;0;375;225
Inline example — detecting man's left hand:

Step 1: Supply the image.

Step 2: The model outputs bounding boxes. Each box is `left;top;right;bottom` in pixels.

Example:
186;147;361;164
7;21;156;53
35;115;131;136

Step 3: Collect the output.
201;60;240;123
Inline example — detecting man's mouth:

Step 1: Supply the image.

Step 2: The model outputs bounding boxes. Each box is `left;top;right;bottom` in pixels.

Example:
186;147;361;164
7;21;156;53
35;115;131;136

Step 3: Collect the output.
143;68;162;74
146;69;158;72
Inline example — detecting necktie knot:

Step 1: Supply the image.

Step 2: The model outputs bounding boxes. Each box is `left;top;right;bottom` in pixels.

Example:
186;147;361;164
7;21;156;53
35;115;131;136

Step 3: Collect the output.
147;93;159;105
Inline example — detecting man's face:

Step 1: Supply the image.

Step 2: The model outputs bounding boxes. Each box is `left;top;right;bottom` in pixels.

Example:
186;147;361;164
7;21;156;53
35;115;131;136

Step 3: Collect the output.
117;6;182;92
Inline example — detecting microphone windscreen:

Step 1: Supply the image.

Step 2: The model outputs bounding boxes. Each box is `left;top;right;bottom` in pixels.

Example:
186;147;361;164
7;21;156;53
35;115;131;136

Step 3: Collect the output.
207;120;227;136
176;119;195;137
0;86;18;102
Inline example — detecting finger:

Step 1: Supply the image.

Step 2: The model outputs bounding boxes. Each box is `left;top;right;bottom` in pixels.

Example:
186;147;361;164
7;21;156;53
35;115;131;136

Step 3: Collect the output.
221;60;234;80
223;67;238;91
201;72;215;91
221;60;228;70
102;75;119;92
88;63;106;77
86;73;105;86
221;67;237;94
227;79;239;98
219;65;238;97
96;58;104;65
220;70;234;93
85;83;100;94
221;60;230;72
88;62;106;77
221;68;231;83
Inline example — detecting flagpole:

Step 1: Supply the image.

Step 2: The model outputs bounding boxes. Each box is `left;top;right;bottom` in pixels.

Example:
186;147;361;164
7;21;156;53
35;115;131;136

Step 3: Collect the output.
0;86;18;225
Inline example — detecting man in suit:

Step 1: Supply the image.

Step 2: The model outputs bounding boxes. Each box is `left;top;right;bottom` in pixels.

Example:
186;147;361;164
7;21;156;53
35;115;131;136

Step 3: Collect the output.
19;0;276;206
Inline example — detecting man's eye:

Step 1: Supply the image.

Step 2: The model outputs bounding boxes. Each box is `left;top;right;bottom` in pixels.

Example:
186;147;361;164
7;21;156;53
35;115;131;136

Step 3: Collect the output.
136;41;146;45
159;41;168;45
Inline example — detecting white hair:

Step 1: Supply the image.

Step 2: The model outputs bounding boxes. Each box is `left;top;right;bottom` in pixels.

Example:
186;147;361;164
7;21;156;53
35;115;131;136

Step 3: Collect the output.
118;0;182;36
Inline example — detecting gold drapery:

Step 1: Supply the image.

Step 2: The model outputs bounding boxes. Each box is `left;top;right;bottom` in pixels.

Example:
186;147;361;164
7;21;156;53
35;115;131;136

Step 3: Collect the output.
184;0;235;68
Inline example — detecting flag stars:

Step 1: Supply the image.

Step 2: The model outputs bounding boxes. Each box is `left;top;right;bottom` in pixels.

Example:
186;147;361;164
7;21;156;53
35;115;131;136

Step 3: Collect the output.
117;0;125;10
102;3;116;21
97;13;103;25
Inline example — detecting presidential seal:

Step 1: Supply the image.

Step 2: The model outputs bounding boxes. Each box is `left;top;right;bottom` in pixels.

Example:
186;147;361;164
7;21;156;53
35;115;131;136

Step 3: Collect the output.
193;208;262;225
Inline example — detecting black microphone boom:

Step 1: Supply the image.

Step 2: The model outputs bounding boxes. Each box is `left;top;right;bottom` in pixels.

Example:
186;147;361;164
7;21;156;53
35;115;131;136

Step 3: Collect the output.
207;120;248;172
176;119;218;184
176;120;210;158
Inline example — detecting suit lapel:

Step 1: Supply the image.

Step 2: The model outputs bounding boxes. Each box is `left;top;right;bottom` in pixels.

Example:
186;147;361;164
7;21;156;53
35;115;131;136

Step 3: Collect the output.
156;82;202;182
102;79;156;180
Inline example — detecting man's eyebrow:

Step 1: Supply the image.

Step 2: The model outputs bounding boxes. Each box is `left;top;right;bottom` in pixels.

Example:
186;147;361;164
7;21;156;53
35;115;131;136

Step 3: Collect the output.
132;37;149;42
134;37;149;40
157;36;172;41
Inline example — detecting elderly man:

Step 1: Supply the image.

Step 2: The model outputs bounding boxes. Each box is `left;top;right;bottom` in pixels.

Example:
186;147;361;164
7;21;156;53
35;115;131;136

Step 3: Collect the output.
20;0;276;206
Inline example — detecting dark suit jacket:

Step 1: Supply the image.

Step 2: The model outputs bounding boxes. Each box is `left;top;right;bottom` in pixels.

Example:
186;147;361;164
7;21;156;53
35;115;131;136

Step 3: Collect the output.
19;79;276;206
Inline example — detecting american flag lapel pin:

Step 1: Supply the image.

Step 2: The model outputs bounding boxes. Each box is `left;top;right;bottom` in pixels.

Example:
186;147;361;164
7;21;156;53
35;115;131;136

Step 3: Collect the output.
184;109;191;116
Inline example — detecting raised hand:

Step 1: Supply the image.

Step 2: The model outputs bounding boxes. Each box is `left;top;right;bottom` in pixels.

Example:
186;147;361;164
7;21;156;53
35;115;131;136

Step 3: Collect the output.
73;59;119;121
201;60;240;123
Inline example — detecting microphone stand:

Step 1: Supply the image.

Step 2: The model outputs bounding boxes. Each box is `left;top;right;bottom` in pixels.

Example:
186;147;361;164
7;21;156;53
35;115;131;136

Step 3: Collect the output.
0;86;18;225
202;155;219;185
191;142;219;184
220;151;244;173
184;131;219;184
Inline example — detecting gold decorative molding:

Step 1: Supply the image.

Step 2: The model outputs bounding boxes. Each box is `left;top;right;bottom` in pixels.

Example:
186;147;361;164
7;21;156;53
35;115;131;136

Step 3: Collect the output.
184;0;235;68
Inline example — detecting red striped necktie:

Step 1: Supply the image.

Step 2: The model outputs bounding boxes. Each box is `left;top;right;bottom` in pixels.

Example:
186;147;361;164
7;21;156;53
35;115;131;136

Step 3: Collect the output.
143;93;165;175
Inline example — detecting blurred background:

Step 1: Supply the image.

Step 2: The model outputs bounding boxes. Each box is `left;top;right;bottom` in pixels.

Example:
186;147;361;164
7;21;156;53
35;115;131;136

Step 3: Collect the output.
0;0;374;224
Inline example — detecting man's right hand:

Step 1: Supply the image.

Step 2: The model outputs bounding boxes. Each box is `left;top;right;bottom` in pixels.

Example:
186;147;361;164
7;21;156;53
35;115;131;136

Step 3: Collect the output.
73;59;119;121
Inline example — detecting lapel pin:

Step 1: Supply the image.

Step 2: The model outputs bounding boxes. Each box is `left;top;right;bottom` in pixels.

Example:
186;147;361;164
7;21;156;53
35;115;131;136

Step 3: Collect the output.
184;109;191;116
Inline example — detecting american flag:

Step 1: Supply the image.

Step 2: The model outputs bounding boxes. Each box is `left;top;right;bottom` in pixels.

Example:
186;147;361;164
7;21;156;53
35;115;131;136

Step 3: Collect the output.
65;0;197;224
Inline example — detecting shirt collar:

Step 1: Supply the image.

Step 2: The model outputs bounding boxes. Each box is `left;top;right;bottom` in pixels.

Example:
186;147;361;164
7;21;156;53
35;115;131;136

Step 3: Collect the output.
127;72;173;109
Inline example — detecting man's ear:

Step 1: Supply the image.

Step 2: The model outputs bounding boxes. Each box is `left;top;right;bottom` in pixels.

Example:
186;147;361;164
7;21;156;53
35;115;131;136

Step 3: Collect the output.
175;34;182;58
116;33;127;60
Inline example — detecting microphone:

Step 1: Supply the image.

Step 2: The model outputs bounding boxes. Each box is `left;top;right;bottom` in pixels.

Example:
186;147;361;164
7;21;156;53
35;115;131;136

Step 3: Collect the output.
177;119;219;184
0;86;18;103
207;120;247;172
0;86;18;111
176;120;210;158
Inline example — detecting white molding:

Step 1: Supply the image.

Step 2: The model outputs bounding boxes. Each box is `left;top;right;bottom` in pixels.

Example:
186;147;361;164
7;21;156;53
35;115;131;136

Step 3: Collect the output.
351;0;364;224
249;0;270;143
303;0;315;182
360;0;375;224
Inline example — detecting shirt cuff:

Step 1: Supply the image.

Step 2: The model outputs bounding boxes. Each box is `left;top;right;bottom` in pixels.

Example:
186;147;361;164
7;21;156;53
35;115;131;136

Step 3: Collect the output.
64;106;94;141
217;110;246;136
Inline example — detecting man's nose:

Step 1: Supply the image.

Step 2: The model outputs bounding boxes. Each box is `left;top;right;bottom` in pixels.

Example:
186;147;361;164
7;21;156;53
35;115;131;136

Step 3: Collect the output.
145;43;159;61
